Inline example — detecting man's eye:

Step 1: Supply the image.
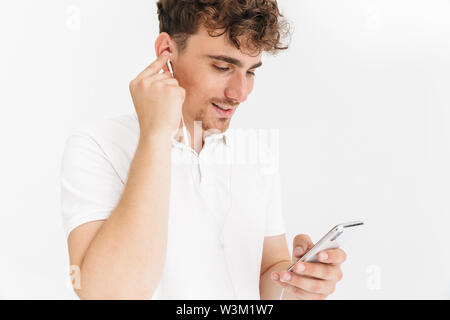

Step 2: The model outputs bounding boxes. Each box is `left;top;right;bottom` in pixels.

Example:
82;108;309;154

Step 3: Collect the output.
213;65;256;77
213;65;229;72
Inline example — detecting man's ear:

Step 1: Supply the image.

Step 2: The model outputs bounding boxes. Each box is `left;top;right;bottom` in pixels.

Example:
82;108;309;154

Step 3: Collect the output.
154;32;174;73
155;32;175;57
155;32;180;74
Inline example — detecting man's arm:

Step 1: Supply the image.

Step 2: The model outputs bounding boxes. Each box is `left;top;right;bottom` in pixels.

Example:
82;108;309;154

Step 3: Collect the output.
67;52;185;299
259;234;297;300
68;134;172;299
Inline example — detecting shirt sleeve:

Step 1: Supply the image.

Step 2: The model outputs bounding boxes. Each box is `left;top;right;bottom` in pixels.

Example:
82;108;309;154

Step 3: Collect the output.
60;130;125;238
264;172;286;237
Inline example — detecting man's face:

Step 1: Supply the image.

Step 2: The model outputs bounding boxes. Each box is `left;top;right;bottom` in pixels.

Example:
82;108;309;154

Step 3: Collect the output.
172;26;262;134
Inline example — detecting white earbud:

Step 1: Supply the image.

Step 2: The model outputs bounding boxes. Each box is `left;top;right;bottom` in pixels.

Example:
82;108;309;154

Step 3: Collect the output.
167;58;190;148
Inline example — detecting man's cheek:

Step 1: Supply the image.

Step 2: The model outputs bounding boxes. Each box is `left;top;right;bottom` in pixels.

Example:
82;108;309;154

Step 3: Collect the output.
247;82;255;96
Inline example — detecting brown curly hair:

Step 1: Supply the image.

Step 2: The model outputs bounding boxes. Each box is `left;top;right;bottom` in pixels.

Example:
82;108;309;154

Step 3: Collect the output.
156;0;291;55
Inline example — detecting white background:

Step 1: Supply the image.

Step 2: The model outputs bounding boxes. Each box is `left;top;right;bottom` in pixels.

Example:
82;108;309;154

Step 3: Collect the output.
1;0;449;299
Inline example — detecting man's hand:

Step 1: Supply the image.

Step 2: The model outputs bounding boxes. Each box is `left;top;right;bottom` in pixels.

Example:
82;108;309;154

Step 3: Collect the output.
129;51;186;138
271;234;346;300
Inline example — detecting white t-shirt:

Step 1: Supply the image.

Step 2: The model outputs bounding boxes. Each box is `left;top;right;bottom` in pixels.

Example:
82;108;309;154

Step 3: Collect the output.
60;113;285;299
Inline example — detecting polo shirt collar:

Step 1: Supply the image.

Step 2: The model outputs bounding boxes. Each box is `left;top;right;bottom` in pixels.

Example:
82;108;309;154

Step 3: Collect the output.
171;130;230;148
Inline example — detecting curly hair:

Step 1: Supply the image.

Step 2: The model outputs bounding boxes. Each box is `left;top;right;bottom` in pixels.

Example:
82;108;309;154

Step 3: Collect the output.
156;0;291;55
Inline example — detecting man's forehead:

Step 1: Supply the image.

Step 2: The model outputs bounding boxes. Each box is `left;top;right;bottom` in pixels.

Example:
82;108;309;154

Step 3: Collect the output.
205;54;263;70
186;25;262;62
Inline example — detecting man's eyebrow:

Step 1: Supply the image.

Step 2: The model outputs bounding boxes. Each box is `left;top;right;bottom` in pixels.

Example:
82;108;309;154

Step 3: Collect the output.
205;55;263;69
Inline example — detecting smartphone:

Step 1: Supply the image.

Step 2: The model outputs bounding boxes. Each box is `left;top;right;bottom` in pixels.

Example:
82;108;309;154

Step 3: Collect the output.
287;220;364;270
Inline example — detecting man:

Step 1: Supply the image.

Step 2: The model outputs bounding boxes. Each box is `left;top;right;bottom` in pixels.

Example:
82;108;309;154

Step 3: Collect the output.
61;0;346;299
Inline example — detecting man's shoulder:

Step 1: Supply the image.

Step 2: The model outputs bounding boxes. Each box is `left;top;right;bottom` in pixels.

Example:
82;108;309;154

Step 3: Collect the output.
73;113;139;138
65;113;140;179
71;113;139;149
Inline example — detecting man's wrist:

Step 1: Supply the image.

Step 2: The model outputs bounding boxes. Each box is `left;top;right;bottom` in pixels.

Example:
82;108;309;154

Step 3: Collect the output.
139;131;173;146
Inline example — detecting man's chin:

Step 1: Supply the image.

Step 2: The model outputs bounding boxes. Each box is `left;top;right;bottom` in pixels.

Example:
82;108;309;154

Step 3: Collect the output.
201;118;231;135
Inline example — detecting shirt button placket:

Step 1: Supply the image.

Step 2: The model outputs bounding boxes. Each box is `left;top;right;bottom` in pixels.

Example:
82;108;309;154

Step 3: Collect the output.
191;154;201;185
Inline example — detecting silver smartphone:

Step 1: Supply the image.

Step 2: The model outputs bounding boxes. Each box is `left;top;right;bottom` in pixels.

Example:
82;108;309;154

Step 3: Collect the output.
287;220;364;271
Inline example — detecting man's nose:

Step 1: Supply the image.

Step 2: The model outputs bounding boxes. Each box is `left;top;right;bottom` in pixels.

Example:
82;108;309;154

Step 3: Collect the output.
225;72;249;103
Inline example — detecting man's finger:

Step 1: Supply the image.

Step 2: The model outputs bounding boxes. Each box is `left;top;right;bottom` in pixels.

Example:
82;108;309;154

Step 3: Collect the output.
272;271;335;296
278;270;335;295
162;57;170;74
292;234;314;260
157;77;179;87
292;261;343;281
317;248;347;265
130;72;173;92
135;72;171;84
136;51;171;80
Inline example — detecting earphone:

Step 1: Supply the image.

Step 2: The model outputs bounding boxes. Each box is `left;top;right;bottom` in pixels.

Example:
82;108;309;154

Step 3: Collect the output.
167;57;190;148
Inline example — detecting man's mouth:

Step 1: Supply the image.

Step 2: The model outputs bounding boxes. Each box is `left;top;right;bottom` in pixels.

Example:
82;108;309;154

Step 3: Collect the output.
212;102;235;118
